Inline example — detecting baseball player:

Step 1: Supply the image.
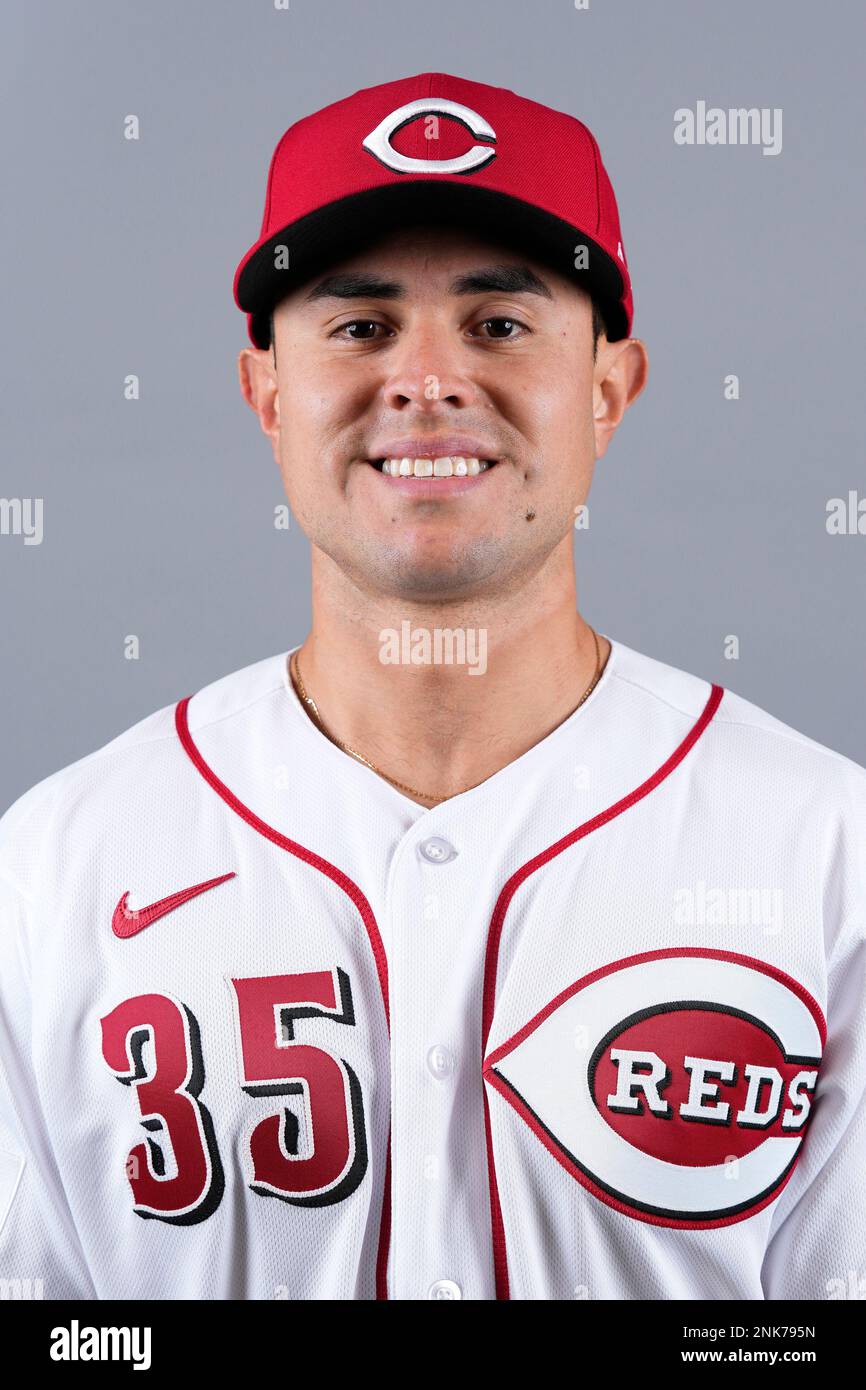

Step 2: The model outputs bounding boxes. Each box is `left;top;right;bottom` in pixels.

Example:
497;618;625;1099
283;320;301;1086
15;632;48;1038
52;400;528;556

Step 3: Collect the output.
1;73;864;1303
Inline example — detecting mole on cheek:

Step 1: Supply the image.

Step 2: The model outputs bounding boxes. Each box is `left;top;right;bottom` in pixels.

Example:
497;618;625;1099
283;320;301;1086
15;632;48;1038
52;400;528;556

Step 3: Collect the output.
525;511;536;522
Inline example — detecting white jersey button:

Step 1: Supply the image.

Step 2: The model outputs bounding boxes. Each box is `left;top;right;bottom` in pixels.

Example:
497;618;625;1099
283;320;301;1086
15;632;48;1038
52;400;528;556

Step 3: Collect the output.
418;836;457;864
426;1044;455;1079
427;1279;462;1300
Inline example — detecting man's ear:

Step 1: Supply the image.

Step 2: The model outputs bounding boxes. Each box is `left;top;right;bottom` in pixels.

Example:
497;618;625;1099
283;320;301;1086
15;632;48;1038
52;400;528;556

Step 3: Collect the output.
237;346;281;465
592;338;649;460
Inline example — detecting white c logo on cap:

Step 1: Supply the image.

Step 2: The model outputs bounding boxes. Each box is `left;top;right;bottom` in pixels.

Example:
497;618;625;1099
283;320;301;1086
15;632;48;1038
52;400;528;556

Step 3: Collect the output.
362;98;497;175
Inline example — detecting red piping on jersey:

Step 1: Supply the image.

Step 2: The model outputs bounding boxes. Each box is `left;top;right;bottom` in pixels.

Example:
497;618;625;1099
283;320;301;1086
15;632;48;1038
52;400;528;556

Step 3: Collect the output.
480;681;725;1300
175;695;391;1301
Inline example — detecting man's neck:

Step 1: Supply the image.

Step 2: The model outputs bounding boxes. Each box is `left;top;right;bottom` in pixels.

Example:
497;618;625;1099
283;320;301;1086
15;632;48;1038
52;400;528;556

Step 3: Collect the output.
294;550;610;808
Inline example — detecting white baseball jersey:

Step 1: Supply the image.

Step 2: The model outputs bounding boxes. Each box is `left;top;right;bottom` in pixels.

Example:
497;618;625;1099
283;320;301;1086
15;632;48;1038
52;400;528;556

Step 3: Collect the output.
1;638;864;1301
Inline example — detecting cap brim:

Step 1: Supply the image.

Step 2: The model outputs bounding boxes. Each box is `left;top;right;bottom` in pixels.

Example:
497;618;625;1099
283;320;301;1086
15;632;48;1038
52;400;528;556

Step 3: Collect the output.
235;181;629;348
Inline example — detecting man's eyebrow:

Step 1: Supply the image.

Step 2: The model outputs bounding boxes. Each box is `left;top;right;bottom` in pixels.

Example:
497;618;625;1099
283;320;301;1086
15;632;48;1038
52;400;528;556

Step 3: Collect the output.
449;265;553;299
302;264;554;303
303;273;405;302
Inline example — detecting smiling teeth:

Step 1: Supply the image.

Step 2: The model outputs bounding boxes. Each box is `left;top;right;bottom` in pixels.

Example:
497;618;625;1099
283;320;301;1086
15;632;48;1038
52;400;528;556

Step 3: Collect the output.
381;456;489;477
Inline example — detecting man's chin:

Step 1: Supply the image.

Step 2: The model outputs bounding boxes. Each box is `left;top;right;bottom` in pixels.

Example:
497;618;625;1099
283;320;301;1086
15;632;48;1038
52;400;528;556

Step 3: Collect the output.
311;530;516;603
372;540;510;601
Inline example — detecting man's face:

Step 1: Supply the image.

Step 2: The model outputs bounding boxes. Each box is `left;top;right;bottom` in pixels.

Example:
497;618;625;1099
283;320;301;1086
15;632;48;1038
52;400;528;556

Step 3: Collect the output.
242;225;644;602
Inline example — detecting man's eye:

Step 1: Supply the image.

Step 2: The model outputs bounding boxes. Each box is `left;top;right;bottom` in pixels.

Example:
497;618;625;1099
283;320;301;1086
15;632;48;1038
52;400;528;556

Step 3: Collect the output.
333;320;389;340
474;317;525;340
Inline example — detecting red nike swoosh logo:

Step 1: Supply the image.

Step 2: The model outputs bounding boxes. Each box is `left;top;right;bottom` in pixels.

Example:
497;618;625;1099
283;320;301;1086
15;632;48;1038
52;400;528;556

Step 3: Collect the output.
112;872;236;938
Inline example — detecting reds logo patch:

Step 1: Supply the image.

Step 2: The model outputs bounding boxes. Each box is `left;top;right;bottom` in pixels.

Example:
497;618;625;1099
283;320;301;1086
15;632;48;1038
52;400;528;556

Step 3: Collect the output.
362;97;497;176
483;949;825;1228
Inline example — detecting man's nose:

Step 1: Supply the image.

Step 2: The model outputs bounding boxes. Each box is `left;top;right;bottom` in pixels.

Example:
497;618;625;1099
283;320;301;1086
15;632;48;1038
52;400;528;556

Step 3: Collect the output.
380;323;481;410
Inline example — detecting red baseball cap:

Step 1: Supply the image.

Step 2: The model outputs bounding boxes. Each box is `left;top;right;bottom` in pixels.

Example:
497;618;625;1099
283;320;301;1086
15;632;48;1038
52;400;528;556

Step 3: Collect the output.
234;72;633;349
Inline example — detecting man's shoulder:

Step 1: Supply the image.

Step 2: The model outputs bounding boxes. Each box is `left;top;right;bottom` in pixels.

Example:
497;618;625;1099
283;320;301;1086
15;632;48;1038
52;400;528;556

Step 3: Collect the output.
0;650;290;888
608;636;866;799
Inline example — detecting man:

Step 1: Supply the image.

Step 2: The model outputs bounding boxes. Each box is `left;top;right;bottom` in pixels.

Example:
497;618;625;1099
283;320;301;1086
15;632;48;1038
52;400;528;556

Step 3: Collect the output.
1;73;864;1301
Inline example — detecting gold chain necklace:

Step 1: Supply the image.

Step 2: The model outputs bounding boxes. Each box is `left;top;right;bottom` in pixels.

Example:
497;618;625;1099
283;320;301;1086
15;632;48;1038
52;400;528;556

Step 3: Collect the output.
289;626;602;804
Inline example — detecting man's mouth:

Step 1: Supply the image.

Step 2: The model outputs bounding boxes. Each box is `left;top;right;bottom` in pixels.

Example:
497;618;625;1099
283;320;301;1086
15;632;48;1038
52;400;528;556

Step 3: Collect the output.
368;456;495;477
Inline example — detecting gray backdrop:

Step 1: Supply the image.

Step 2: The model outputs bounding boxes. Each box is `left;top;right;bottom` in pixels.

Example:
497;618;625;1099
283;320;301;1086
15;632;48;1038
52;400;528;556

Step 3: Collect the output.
2;0;864;813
